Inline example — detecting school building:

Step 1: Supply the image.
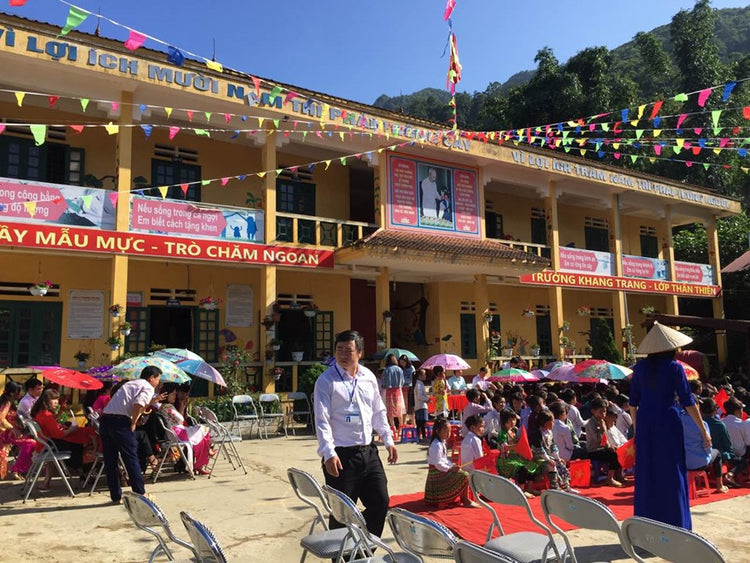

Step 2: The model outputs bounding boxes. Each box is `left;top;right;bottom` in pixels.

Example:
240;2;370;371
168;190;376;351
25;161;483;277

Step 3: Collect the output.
0;14;741;394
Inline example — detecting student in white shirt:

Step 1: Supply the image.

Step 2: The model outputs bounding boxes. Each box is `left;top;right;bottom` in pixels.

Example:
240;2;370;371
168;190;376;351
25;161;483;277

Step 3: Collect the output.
605;408;628;449
314;330;397;536
484;394;507;448
413;369;430;441
471;367;492;391
550;401;585;462
461;415;485;471
460;388;493;437
560;388;586;438
722;398;750;458
424;418;474;506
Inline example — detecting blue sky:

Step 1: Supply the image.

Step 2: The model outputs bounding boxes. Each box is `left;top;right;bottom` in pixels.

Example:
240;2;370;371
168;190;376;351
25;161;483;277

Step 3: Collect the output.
4;0;749;103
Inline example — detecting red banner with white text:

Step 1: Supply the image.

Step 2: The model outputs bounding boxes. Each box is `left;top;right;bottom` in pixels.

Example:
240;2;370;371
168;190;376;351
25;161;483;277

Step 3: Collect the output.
0;222;334;268
519;271;720;298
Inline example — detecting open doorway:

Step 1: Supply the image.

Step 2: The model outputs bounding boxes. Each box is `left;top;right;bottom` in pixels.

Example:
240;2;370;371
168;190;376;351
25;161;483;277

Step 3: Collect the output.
149;306;193;348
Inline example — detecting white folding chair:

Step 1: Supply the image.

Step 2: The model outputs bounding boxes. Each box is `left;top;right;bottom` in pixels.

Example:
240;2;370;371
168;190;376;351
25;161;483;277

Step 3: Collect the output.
258;393;287;438
453;540;523;563
386;507;458;559
540;489;632;563
323;485;406;563
231;394;260;438
152;417;195;483
196;406;247;477
622;516;726;563
468;471;565;563
20;419;76;503
180;511;229;563
286;391;314;435
122;492;199;562
287;467;353;563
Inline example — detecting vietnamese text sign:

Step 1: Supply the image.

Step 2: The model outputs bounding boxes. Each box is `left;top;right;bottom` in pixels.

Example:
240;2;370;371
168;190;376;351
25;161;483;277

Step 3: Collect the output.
674;261;714;285
519;271;720;298
0;222;334;267
560;247;614;276
387;155;479;237
622;254;668;280
67;289;105;339
130;195;264;242
0;178;115;229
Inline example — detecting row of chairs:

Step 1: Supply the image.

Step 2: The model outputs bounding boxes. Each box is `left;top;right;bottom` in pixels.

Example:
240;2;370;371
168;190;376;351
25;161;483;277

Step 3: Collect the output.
122;491;227;562
231;392;314;439
288;466;726;563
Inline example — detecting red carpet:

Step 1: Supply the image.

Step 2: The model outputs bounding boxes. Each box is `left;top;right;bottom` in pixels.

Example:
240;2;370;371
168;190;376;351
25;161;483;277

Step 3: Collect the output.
389;483;748;545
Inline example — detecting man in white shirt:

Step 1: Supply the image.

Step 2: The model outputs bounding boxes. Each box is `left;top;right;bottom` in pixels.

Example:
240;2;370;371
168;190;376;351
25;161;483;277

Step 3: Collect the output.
100;366;166;504
17;377;43;419
723;398;750;458
447;371;467;394
314;330;397;536
420;168;441;218
471;367;492;391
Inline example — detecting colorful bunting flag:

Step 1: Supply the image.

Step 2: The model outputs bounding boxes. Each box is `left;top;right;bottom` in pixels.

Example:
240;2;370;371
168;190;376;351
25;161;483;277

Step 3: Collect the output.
205;60;223;73
722;81;737;102
158;186;168;199
24;201;37;217
443;0;456;20
81;195;93;210
108;192;119;207
141;124;153;138
168;126;180;140
60;6;89;37
10;0;30;6
104;122;119;135
69;125;84;134
48;95;59;108
697;88;712;107
80;98;89;112
124;30;147;51
29;124;46;146
167;46;185;66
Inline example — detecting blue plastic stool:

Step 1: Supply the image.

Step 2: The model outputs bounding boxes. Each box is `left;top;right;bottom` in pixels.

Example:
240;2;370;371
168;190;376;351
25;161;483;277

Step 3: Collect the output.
591;460;609;484
425;422;434;439
400;426;419;444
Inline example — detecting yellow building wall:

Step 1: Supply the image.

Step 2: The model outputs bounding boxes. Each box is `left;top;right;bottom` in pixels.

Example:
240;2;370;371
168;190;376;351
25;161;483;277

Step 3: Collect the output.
276;270;351;336
557;204;610;250
489;194;537;242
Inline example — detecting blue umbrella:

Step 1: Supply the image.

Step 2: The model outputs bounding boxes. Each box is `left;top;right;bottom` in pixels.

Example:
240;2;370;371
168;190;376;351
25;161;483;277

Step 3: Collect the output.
371;347;419;361
151;348;227;387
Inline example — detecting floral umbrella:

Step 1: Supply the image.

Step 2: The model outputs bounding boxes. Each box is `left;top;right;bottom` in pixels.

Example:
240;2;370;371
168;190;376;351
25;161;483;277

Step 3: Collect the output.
677;360;700;381
544;361;573;372
151;348;227;387
112;356;191;384
547;363;603;384
87;365;121;381
574;360;632;380
489;368;539;383
419;354;471;371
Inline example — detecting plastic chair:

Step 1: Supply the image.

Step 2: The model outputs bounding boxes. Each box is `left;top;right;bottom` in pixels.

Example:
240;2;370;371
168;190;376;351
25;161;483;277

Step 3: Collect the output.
286;391;314;435
20;419;76;503
195;406;247;477
122;492;199;562
152;418;195;483
453;540;523;562
688;469;711;499
386;507;458;559
540;489;632;563
622;516;726;563
258;393;287;438
287;467;354;563
179;511;228;563
322;485;400;562
468;471;565;563
231;395;260;439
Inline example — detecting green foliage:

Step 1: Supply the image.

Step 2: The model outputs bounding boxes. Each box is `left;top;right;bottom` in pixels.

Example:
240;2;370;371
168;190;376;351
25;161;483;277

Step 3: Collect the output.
298;363;327;398
218;345;256;396
590;319;623;364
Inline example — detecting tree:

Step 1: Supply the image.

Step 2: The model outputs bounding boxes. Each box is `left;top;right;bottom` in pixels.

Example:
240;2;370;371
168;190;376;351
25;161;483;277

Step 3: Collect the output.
590;319;623;364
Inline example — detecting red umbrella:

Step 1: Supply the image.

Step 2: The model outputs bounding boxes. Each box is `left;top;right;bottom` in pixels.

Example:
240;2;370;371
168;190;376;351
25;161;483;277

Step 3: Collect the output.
30;366;103;390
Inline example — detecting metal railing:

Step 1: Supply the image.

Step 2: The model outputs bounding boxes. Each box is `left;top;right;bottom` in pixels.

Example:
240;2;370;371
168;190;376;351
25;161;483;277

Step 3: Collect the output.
275;212;378;247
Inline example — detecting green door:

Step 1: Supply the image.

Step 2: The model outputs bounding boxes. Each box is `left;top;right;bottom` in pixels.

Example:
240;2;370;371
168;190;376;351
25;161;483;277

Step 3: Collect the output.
0;301;62;368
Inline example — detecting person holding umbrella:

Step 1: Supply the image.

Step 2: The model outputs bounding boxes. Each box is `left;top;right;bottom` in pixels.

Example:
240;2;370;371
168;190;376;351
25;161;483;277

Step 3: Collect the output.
629;322;710;530
99;366;167;504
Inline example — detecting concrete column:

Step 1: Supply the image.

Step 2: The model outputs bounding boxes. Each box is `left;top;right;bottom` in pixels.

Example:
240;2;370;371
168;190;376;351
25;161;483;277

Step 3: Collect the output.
610;194;627;356
474;274;489;364
262;133;277;242
706;216;728;366
375;155;387;229
375;267;390;344
260;265;277;392
547;181;564;358
110;90;133;360
663;205;679;315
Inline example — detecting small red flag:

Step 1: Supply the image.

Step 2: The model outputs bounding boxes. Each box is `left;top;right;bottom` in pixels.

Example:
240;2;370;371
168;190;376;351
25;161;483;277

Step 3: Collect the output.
617;438;636;469
516;425;533;461
715;389;730;416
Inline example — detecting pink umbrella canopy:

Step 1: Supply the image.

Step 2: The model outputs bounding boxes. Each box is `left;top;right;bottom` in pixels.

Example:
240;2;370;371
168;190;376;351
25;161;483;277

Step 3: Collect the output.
30;366;103;390
420;353;471;371
547;363;602;384
574;359;632;380
489;368;539;383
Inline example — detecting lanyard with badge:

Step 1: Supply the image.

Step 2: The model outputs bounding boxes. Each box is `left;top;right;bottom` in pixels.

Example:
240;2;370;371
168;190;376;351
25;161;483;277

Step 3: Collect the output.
335;364;361;426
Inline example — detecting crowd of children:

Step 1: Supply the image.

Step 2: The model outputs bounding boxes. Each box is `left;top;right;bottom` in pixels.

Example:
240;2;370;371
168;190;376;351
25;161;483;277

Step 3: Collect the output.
421;367;750;506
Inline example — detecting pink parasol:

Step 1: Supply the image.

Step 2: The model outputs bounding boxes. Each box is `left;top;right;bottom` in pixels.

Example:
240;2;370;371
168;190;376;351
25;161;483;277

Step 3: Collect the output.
419;354;471;371
489;368;539;383
547;363;603;384
30;366;103;390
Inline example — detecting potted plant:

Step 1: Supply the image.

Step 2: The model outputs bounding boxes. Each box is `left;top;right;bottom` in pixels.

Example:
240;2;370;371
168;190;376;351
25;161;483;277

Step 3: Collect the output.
119;321;132;336
490;330;501;344
382;310;393;323
504;330;518;356
640;305;656;315
199;296;222;310
576;305;591;317
291;343;304;362
560;336;576;356
29;280;53;296
521;305;535;318
560;320;571;332
530;343;541;357
109;304;124;318
105;335;121;350
482;310;494;323
73;350;90;368
376;332;387;350
261;315;275;330
269;338;282;351
271;366;284;381
303;304;319;318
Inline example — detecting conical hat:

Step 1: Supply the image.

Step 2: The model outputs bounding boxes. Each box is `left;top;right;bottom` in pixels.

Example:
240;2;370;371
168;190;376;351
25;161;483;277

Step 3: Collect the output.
637;321;693;355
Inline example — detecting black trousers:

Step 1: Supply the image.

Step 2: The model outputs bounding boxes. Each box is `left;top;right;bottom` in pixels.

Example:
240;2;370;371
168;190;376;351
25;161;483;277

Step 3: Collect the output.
99;414;146;502
588;447;621;470
323;443;389;537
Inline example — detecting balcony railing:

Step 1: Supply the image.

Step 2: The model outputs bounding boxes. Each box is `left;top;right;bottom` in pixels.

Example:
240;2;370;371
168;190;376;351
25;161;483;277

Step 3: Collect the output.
503;240;551;259
275;212;378;247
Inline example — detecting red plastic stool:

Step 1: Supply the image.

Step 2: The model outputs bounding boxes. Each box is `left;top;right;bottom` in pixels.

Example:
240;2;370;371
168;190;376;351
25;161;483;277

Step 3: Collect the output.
688;469;711;499
425;422;434;439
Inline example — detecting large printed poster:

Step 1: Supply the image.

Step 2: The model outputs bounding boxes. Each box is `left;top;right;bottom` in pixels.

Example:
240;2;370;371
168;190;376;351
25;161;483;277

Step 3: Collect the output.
388;155;479;237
